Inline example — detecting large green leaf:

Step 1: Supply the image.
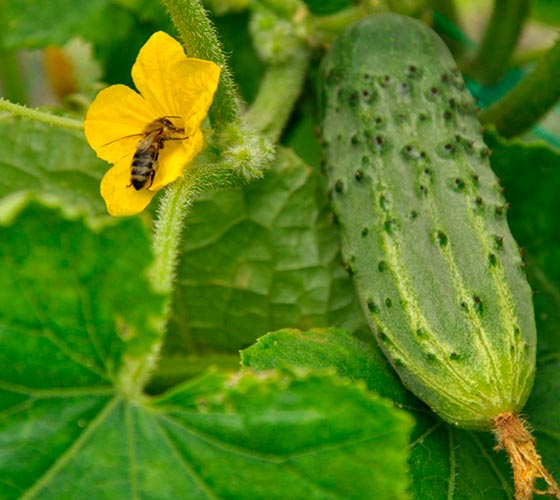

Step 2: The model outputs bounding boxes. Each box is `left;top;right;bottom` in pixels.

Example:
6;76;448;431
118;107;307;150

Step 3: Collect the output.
1;368;414;500
167;147;368;354
242;328;522;499
0;202;414;499
0;117;106;221
0;203;164;375
1;0;168;49
151;370;414;500
0;202;163;497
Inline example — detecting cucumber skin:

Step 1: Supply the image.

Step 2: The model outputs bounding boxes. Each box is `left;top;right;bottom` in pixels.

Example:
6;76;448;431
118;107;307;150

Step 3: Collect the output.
321;14;536;430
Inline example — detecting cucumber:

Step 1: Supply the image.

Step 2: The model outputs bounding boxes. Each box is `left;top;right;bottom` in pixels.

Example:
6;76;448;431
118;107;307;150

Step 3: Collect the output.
321;13;536;431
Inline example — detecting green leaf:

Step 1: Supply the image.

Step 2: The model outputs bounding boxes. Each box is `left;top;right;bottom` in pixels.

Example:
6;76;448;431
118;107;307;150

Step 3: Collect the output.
2;0;101;48
0;202;162;497
167;147;368;354
0;117;106;221
0;206;414;498
1;0;167;49
0;203;165;371
1;367;415;499
0;203;411;499
153;370;414;500
241;327;411;405
240;328;526;499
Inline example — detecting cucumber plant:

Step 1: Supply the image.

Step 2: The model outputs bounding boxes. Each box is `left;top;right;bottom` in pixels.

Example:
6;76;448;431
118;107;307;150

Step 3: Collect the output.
321;13;559;499
1;1;560;499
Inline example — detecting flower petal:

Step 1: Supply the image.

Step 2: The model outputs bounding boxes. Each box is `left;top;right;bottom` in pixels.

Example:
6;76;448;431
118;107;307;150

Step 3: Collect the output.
100;154;157;216
84;84;161;164
131;31;221;128
167;59;221;134
131;31;190;116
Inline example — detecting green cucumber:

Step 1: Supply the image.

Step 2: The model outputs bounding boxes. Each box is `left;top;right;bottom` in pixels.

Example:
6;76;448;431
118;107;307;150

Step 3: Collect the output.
321;13;536;431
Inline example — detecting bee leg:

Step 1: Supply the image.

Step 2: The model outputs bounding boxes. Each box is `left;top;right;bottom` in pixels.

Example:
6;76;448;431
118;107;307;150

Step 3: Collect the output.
163;135;189;142
147;169;156;189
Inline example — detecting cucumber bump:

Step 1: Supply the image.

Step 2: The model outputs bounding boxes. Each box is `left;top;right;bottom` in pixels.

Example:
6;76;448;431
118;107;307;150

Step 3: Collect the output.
321;13;559;499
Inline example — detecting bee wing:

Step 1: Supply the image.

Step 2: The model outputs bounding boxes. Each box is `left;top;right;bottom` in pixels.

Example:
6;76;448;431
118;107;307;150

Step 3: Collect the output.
100;133;143;149
98;134;143;166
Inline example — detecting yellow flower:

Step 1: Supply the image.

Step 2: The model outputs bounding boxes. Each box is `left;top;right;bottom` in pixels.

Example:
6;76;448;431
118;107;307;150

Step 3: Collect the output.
84;31;221;216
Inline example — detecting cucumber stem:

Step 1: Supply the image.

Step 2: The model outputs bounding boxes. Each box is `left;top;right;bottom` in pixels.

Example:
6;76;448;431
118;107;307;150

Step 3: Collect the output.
467;0;530;84
244;47;309;143
480;39;560;138
312;6;371;42
493;412;560;500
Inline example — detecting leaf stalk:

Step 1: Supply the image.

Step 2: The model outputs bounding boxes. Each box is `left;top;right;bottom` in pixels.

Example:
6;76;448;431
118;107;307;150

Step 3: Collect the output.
0;98;83;131
480;39;560;138
467;0;530;84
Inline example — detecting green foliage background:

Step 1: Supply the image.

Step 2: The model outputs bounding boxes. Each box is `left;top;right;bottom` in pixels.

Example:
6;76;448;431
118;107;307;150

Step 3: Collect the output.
0;0;559;499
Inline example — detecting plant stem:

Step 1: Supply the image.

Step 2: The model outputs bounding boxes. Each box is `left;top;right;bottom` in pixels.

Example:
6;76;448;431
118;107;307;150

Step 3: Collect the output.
148;163;239;296
149;174;198;296
467;0;530;84
162;0;240;129
0;98;83;131
480;39;560;138
312;6;372;44
244;47;310;143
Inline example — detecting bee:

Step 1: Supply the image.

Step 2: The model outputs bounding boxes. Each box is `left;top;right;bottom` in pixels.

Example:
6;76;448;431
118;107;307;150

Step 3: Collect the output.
103;116;187;190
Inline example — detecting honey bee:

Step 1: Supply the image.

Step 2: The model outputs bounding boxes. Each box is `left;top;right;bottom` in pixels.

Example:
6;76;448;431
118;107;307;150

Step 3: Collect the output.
103;116;187;190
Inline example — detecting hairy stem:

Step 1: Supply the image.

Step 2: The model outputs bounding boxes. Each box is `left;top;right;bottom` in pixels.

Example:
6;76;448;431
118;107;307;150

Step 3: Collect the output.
467;0;530;84
0;98;83;130
162;0;240;129
148;162;240;297
149;174;198;296
244;47;310;143
480;39;560;138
